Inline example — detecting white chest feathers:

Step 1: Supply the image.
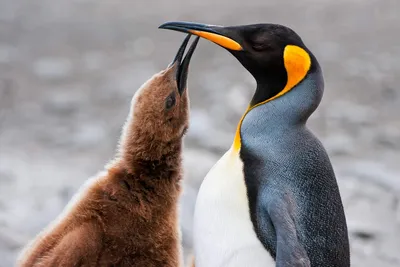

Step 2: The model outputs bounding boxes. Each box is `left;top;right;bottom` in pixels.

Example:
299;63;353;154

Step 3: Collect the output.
193;149;275;267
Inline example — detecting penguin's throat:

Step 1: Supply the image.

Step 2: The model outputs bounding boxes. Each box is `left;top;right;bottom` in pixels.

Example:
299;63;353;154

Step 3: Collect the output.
118;123;184;170
250;79;285;106
231;81;288;153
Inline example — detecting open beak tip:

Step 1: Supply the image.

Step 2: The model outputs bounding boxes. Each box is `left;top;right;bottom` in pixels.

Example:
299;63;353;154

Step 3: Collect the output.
169;34;191;67
177;36;200;95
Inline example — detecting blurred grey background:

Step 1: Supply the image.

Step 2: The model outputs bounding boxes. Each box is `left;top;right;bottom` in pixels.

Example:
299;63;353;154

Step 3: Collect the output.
0;0;399;266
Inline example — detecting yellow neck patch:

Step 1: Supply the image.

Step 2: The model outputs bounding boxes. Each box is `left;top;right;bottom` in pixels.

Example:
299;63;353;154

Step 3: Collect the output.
232;45;311;152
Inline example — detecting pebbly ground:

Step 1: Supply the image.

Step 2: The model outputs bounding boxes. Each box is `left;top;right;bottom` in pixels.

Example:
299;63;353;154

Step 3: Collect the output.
0;0;399;266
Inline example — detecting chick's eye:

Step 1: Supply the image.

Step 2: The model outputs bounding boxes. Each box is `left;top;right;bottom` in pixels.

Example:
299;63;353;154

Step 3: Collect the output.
165;92;176;110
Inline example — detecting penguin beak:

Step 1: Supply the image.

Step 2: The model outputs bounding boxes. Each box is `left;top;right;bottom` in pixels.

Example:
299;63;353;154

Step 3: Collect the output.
170;34;200;95
160;21;243;52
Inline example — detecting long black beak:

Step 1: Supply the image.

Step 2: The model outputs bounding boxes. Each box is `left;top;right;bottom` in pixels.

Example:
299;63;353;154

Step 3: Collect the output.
160;21;243;51
170;34;200;95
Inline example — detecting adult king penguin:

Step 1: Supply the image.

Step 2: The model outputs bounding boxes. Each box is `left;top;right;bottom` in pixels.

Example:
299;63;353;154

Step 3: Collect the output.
160;22;350;267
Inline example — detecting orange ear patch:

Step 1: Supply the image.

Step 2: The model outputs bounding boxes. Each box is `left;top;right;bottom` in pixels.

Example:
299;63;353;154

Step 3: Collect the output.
232;45;311;153
281;45;312;98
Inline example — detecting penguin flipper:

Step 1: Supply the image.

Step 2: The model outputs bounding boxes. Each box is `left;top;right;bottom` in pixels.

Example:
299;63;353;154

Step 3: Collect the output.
267;195;310;267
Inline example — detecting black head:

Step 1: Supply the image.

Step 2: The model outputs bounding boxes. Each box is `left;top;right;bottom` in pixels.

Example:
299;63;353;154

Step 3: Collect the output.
159;22;318;106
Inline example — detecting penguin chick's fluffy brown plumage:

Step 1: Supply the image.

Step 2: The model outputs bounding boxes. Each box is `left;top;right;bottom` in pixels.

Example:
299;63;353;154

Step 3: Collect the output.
17;35;199;267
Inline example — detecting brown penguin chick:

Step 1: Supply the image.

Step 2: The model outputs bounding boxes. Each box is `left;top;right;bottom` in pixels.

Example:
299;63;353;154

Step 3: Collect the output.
17;35;199;267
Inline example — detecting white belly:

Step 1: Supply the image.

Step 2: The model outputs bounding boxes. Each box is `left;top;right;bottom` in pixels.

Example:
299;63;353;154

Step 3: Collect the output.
193;149;275;267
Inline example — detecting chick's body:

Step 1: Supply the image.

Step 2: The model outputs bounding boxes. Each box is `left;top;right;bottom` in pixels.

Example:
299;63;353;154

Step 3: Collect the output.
17;36;199;267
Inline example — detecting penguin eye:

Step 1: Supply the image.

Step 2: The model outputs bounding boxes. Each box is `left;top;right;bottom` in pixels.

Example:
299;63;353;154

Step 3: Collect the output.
251;43;270;52
249;33;272;52
165;92;176;110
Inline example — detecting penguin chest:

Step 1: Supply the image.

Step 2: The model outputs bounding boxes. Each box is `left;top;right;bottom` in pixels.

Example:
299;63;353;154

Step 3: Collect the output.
193;149;274;267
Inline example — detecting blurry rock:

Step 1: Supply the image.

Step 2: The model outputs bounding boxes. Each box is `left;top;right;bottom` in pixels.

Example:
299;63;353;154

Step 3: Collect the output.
226;85;248;112
83;51;106;71
344;177;400;262
183;147;219;188
378;233;400;263
374;124;400;149
352;230;375;241
131;37;155;57
59;187;75;206
347;198;387;239
327;100;376;125
188;109;233;151
179;185;197;248
0;250;15;267
33;58;73;79
343;160;400;191
0;227;27;250
397;201;400;223
336;173;360;205
0;170;13;184
43;89;87;116
73;122;107;147
316;41;341;62
0;45;14;63
107;62;158;97
381;87;397;102
323;132;355;156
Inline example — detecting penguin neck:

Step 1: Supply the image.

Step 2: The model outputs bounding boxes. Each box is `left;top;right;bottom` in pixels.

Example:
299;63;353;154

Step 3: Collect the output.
117;120;183;174
232;68;324;153
250;73;287;107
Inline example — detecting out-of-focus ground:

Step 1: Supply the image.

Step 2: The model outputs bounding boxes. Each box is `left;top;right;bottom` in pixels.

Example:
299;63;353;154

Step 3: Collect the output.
0;0;399;266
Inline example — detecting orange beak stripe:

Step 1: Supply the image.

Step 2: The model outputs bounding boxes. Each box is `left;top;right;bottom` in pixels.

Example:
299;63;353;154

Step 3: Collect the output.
189;30;243;51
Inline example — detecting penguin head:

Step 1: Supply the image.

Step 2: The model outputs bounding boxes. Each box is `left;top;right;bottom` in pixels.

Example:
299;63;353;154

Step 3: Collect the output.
160;22;324;151
159;22;318;107
129;35;199;142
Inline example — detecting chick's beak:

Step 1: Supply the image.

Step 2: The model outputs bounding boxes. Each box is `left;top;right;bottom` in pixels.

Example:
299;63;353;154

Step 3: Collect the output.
170;34;200;95
160;21;243;51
